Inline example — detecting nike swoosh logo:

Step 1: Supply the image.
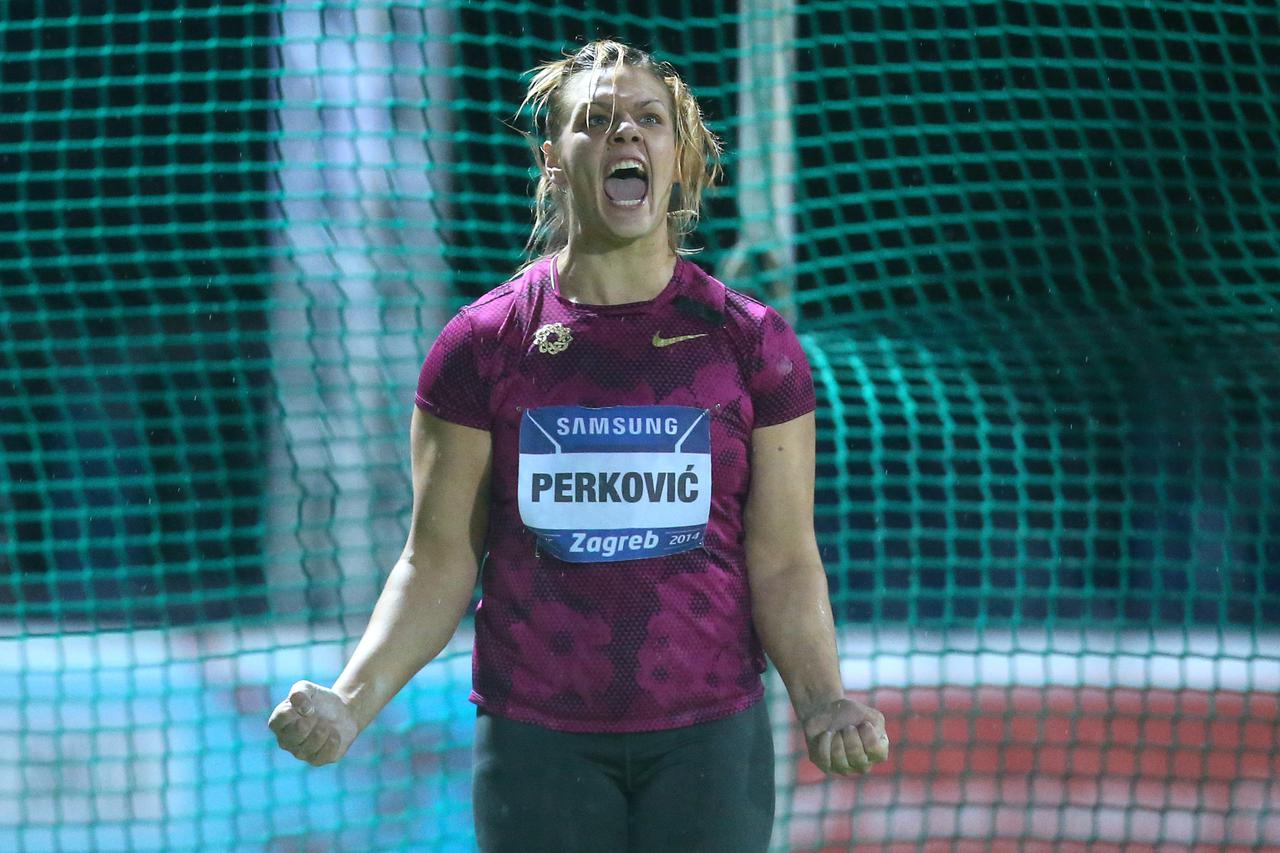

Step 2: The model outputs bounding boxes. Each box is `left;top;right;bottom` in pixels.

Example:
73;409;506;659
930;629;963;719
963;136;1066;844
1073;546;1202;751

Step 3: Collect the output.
652;332;709;348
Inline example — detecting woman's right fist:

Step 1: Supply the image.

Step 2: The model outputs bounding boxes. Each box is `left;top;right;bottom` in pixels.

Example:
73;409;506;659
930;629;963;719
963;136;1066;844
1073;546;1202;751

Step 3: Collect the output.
267;680;360;767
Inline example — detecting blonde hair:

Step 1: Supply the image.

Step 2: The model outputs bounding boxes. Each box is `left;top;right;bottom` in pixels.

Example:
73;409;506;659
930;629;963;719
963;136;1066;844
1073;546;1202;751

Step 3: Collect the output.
515;40;723;261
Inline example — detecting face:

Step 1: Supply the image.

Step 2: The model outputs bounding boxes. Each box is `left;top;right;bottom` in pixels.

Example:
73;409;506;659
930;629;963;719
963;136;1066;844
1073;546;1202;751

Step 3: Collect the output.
542;64;678;250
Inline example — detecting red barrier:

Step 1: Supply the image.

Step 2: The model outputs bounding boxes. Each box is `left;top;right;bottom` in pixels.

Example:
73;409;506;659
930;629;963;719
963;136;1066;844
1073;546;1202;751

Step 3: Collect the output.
782;687;1280;851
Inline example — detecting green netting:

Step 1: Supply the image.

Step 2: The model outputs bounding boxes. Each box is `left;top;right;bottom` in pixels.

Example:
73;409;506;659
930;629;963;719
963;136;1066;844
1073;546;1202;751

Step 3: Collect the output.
3;1;1278;850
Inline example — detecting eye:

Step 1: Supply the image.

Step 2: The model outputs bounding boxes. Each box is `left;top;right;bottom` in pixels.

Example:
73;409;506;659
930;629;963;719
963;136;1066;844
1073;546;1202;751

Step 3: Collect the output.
641;113;662;125
584;113;609;129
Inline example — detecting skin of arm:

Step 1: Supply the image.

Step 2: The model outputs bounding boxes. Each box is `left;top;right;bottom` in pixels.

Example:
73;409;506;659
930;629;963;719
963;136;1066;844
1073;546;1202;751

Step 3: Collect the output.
745;412;890;775
332;407;493;731
268;407;492;766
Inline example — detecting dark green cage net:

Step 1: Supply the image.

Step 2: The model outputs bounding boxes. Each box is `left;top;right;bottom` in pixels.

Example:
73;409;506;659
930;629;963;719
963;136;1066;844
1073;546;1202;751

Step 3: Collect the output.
2;1;1277;850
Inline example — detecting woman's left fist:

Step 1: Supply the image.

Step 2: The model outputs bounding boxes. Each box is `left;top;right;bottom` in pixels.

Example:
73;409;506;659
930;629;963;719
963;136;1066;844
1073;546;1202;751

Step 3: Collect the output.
800;698;890;776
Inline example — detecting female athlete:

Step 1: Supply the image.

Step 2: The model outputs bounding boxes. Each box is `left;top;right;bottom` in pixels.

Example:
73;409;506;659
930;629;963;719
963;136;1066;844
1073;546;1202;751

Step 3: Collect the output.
269;39;889;852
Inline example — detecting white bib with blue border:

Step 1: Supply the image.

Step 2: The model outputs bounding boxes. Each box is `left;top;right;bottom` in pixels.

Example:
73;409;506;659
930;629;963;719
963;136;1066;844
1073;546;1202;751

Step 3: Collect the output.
517;405;711;562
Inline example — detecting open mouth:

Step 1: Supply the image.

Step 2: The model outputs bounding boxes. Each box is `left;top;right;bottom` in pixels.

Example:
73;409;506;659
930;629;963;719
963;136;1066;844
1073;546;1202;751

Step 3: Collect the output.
603;160;648;207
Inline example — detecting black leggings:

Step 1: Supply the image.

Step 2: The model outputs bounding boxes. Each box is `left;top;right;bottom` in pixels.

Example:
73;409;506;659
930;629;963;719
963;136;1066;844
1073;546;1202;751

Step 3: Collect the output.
472;701;775;853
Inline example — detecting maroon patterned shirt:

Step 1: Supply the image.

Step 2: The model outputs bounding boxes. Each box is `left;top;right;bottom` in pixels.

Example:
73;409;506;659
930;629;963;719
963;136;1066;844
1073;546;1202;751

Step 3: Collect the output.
415;255;815;732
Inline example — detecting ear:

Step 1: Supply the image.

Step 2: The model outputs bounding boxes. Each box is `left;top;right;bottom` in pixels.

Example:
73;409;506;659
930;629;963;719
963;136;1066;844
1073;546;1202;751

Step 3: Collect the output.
541;140;564;185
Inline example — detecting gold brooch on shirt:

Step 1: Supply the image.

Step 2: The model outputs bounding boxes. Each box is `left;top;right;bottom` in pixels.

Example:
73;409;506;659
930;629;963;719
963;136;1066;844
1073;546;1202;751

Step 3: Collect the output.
534;322;573;354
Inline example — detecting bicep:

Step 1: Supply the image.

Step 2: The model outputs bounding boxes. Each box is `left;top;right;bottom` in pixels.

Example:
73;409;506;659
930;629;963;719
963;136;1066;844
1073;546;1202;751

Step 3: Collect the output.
743;411;822;578
404;407;492;565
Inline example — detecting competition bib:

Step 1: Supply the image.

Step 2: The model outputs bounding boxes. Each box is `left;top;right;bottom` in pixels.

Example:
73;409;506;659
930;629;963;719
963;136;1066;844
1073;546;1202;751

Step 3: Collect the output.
517;405;711;562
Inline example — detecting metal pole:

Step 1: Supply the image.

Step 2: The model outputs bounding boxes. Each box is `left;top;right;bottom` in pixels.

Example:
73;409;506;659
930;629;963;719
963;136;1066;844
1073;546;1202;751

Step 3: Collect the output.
265;1;453;623
723;0;796;323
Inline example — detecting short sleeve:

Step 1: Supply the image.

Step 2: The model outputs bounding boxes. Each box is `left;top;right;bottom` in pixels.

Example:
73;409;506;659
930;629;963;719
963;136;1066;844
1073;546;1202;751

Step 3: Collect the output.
748;307;817;428
415;309;492;430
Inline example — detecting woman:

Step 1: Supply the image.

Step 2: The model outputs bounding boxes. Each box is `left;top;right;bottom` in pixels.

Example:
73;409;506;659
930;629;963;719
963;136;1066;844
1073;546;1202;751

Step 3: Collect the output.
269;39;889;851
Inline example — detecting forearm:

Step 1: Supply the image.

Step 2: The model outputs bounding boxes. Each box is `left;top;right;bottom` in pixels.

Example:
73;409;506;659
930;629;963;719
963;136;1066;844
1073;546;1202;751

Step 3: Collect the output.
750;558;845;719
331;551;478;731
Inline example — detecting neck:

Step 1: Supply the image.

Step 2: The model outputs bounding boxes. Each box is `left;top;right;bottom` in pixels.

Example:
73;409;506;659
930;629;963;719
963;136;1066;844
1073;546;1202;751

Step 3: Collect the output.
554;233;678;306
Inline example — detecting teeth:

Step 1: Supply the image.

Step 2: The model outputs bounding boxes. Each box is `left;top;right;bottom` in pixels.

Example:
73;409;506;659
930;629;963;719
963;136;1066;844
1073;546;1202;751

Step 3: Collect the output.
609;159;646;177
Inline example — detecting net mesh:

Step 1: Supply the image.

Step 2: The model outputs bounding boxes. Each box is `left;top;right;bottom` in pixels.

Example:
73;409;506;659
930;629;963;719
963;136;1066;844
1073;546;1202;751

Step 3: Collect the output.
3;1;1278;850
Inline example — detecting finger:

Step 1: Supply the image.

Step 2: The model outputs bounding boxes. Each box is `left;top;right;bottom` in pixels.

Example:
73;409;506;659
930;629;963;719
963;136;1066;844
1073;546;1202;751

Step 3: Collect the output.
320;729;343;765
289;684;317;718
306;729;340;766
268;699;299;733
826;728;853;775
859;721;889;763
277;714;319;751
292;722;330;758
837;726;870;775
808;730;834;773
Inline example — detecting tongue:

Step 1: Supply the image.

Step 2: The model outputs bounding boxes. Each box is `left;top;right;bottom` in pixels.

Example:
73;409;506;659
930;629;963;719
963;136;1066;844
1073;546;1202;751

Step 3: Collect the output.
604;176;646;202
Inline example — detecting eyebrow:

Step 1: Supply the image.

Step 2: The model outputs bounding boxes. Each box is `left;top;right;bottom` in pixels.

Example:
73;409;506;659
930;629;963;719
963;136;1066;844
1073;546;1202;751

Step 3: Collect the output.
577;97;666;112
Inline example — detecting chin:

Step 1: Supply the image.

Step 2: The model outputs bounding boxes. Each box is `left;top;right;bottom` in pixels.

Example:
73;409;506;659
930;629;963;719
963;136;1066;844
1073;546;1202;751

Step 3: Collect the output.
609;222;665;246
593;209;656;240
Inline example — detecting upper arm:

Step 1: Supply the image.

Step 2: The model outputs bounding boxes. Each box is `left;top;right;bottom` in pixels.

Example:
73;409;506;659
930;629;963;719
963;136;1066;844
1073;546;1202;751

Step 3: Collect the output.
403;407;492;567
743;411;822;581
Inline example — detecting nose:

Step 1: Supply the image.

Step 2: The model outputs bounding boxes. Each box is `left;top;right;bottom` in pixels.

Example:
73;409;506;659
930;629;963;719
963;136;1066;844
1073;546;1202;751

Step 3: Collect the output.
611;118;641;143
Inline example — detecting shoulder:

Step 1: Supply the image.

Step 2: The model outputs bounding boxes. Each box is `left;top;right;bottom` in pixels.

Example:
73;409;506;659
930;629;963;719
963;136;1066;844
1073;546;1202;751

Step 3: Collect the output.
459;258;548;320
419;261;552;418
451;256;553;339
684;264;812;403
678;259;792;343
723;287;787;334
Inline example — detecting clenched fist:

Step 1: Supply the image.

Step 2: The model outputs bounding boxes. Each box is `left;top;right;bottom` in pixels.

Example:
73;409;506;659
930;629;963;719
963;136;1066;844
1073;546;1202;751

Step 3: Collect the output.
800;697;890;776
267;680;360;767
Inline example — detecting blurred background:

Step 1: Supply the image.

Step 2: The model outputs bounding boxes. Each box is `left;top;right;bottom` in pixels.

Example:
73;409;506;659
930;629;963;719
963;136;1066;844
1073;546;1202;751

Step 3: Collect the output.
1;0;1277;850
